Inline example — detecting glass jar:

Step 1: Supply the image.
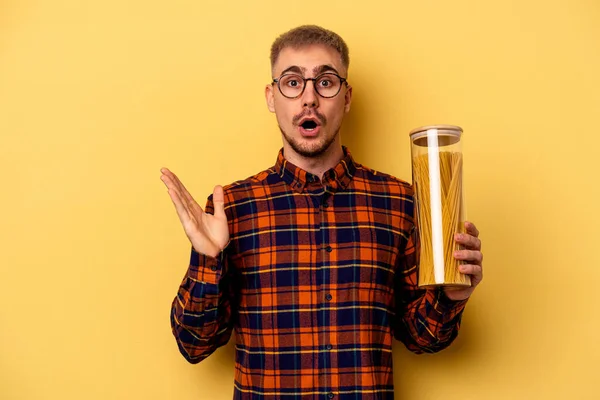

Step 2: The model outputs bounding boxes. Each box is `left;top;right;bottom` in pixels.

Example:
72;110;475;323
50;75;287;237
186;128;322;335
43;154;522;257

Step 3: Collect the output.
409;125;471;288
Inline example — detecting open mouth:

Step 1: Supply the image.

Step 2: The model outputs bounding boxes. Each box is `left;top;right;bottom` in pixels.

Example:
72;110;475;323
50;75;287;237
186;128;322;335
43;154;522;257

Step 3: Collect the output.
300;119;319;131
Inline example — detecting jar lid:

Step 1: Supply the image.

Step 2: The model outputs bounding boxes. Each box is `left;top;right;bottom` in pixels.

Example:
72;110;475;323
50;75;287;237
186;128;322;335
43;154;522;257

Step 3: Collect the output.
409;124;462;147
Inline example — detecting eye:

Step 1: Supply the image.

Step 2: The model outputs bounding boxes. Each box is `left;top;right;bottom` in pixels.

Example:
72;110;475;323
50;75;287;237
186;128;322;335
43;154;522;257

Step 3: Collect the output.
281;75;304;89
318;78;332;87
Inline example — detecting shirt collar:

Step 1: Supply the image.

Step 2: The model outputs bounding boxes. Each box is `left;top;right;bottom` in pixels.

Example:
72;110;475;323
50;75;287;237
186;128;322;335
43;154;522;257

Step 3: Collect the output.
274;146;357;193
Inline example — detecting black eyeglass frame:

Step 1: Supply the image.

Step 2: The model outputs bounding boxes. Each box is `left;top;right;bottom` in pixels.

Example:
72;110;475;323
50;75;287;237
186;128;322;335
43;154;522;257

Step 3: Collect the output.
271;72;348;99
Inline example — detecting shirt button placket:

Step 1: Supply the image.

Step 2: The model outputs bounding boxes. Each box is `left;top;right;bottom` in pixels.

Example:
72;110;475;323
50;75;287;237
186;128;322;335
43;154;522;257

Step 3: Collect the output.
318;179;334;394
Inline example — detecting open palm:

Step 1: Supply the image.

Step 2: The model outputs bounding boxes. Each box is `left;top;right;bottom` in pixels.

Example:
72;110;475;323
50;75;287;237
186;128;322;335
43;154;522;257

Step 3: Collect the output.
160;168;229;258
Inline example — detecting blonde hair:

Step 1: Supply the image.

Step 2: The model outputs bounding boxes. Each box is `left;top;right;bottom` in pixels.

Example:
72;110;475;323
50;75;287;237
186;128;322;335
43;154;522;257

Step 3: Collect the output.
270;25;350;71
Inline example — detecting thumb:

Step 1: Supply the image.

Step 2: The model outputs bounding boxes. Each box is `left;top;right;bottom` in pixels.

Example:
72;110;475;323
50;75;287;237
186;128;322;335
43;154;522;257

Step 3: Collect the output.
212;185;226;218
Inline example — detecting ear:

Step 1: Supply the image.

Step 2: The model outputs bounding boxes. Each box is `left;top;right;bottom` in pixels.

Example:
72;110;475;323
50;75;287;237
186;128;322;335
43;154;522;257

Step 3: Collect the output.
344;84;353;113
265;84;276;113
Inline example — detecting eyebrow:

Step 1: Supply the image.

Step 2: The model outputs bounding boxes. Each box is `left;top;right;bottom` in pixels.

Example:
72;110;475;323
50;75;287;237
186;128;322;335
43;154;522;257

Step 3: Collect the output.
280;65;304;76
278;64;341;77
313;64;340;76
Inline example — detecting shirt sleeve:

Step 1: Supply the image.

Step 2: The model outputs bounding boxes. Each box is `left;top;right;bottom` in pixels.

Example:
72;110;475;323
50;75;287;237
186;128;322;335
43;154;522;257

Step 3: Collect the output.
392;222;468;354
170;197;235;363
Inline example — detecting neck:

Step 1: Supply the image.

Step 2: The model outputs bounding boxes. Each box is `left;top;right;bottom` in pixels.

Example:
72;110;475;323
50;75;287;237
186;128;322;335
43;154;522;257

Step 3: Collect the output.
283;138;344;179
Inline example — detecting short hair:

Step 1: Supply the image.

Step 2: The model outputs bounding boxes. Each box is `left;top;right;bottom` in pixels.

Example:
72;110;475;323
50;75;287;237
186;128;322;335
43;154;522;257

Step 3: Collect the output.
270;25;350;72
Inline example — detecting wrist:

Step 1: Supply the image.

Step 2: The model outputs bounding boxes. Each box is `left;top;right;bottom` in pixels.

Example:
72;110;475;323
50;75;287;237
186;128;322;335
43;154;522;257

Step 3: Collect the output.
441;286;473;302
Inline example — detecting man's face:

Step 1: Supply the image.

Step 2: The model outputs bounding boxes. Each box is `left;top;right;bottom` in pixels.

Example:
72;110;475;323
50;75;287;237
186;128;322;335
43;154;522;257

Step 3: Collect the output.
265;44;352;158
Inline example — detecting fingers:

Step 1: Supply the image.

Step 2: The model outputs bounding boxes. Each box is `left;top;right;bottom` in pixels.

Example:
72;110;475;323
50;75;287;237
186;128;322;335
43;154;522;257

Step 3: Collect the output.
162;168;196;207
166;186;192;226
212;185;226;218
161;174;186;209
454;232;481;250
454;249;483;264
160;168;178;192
161;168;203;213
160;169;183;197
458;263;483;280
465;221;480;237
161;168;195;222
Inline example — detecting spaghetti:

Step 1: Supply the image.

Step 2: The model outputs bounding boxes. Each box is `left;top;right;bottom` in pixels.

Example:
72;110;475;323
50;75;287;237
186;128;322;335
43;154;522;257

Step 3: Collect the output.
413;151;471;287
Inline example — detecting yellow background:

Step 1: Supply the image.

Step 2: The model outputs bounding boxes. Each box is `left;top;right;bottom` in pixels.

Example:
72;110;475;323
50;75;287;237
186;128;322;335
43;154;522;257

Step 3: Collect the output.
1;0;599;399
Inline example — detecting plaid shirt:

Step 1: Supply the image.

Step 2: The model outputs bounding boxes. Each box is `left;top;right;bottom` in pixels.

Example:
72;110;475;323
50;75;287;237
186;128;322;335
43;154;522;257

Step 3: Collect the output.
171;147;468;400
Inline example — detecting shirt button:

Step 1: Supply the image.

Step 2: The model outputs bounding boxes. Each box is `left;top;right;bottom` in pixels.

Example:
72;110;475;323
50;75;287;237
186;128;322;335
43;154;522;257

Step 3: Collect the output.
328;393;335;399
296;182;302;188
325;293;333;301
325;246;332;252
326;344;333;350
322;202;329;208
210;265;218;271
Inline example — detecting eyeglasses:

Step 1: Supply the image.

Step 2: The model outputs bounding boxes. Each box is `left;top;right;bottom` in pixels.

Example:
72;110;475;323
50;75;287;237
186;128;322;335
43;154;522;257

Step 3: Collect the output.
272;73;348;99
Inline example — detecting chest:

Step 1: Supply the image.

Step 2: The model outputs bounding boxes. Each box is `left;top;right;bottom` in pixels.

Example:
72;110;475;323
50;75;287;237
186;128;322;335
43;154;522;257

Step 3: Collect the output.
228;190;410;294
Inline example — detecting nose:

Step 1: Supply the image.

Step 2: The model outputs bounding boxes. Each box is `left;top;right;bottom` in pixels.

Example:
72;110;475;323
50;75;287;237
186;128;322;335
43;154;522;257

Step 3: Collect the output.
301;79;319;108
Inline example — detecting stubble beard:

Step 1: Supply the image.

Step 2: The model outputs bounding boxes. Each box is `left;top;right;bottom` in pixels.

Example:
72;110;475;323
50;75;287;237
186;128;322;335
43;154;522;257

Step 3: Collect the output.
279;126;340;158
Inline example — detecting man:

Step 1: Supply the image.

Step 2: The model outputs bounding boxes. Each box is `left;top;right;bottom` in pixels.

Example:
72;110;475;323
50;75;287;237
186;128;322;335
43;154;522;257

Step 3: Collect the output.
161;25;483;400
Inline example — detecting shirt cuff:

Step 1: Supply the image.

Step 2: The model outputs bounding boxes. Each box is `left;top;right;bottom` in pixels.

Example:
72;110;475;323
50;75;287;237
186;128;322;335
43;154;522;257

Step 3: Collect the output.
187;248;224;285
